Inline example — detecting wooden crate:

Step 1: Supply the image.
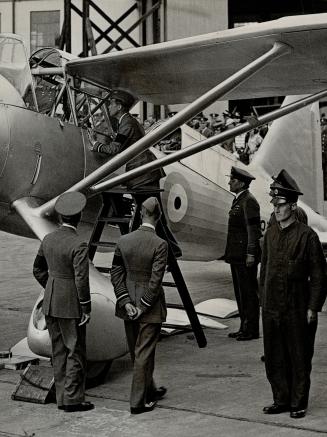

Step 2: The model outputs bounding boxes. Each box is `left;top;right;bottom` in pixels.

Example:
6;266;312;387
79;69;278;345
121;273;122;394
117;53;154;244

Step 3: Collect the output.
12;363;55;404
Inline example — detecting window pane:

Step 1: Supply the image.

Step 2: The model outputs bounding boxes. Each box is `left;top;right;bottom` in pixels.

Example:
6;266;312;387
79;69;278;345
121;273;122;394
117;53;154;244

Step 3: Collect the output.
30;11;60;53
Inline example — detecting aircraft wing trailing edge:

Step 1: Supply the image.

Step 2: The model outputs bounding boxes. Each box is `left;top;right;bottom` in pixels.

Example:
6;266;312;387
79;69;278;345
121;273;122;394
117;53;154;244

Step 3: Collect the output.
66;13;327;104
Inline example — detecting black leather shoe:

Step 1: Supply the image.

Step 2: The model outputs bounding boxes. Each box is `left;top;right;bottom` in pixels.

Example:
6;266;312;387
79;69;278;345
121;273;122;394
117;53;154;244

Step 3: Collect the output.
228;331;242;338
65;402;95;412
58;406;65;410
263;403;290;414
151;386;167;401
290;409;306;419
237;333;259;341
130;401;157;415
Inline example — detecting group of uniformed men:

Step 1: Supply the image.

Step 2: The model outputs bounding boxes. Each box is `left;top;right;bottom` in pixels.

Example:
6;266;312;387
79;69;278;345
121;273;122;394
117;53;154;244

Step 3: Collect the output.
32;88;326;419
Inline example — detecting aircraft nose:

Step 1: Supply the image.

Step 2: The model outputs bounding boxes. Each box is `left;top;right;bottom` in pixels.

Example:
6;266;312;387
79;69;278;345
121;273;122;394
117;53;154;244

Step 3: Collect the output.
0;105;9;178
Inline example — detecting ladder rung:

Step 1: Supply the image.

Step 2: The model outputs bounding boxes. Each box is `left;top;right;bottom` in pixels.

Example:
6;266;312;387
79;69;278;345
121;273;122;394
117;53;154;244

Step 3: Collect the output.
90;241;117;248
162;323;193;331
163;281;177;288
95;266;111;274
166;303;184;309
98;217;131;223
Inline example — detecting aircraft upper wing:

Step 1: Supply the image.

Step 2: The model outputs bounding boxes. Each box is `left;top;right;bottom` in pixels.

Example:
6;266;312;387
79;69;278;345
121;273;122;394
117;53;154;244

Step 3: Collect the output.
66;13;327;104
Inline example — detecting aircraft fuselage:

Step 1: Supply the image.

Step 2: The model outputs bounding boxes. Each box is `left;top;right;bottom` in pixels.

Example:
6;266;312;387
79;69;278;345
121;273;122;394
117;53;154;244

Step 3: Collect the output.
0;103;230;260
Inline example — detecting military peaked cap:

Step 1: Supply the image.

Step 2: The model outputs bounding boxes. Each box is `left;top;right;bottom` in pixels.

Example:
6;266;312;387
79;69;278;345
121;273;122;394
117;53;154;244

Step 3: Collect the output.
269;169;303;203
110;89;137;109
229;166;256;184
55;192;87;216
142;196;162;217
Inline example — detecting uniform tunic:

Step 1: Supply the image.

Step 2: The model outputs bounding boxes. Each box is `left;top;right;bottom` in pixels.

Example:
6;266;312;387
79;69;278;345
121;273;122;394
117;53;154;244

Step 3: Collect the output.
94;112;165;188
33;226;91;407
260;220;326;410
224;189;262;336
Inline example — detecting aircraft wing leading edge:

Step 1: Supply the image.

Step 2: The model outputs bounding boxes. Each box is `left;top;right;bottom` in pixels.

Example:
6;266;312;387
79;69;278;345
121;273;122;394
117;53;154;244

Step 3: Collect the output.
66;13;327;104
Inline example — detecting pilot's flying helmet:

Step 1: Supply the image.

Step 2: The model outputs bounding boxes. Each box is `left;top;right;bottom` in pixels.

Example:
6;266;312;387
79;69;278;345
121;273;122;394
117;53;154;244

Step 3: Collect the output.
110;89;137;110
269;169;303;204
55;192;87;216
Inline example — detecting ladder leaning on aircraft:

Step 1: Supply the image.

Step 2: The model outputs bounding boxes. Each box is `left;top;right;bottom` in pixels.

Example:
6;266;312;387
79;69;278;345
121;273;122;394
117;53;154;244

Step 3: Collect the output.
1;14;327;376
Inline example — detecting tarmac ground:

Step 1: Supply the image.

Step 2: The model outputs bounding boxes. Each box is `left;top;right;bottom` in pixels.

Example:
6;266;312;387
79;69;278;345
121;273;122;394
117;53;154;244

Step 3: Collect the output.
1;231;327;437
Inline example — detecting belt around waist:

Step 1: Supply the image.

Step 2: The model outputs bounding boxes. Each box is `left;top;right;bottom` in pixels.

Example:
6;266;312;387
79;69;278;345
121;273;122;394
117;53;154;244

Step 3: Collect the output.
49;272;74;279
127;273;151;281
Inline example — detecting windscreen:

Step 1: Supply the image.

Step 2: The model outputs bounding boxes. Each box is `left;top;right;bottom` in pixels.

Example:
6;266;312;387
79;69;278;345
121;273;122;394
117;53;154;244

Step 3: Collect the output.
0;34;37;107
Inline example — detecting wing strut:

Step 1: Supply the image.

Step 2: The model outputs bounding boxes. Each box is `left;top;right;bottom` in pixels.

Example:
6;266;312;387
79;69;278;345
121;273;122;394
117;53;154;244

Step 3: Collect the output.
35;41;290;217
89;89;327;193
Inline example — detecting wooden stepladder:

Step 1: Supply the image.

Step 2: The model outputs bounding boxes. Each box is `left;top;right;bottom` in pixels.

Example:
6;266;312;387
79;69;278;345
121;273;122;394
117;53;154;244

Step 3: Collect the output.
88;187;207;348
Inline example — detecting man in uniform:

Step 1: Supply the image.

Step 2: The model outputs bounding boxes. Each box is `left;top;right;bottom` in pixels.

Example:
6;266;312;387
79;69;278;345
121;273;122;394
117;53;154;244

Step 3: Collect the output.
89;88;181;258
33;192;94;413
261;169;326;418
224;166;262;341
89;88;165;189
111;197;168;414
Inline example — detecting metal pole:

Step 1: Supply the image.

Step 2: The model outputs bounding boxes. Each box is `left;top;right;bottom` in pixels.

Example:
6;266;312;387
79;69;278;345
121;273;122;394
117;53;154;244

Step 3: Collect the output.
12;0;16;33
36;42;290;216
82;0;90;57
90;89;327;193
64;0;72;53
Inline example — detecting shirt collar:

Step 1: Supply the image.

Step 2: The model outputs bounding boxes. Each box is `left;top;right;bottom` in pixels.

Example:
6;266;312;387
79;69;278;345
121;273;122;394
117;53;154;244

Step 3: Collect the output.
118;113;128;125
235;189;247;199
141;222;156;230
61;223;77;231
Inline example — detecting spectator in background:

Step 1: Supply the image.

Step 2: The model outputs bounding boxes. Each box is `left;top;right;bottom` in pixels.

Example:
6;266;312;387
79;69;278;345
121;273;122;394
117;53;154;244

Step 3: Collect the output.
247;129;263;162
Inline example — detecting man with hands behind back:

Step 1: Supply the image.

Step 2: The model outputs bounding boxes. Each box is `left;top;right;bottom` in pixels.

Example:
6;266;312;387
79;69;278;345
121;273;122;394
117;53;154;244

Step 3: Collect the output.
111;196;168;414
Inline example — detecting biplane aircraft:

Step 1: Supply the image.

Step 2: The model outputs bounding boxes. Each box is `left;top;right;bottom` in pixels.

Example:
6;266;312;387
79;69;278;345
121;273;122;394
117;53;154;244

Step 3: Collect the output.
1;13;327;378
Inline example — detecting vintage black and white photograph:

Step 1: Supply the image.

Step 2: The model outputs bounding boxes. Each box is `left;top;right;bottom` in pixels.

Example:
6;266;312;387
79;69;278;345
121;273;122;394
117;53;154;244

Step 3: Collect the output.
0;1;327;435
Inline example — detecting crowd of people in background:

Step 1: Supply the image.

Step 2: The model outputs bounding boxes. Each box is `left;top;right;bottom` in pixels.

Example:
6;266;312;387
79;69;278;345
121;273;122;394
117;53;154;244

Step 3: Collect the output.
141;110;270;164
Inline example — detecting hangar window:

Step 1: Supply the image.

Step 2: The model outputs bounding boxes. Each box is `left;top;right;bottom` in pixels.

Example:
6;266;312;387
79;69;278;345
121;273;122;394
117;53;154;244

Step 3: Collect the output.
30;11;60;53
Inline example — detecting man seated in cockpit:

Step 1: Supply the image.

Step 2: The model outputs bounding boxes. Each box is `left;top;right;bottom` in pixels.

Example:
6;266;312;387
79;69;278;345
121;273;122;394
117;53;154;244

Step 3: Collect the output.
88;89;164;190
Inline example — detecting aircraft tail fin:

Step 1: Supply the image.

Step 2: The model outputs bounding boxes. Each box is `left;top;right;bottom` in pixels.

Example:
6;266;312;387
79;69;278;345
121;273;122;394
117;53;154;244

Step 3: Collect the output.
251;96;324;213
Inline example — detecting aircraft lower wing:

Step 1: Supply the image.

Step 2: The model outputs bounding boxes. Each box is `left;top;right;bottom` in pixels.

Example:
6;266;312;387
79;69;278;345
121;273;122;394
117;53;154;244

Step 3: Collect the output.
66;13;327;104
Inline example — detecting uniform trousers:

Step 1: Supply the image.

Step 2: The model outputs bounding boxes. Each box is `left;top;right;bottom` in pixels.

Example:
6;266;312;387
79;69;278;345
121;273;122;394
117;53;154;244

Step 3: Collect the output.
230;264;259;336
45;316;86;407
124;321;161;408
263;309;317;410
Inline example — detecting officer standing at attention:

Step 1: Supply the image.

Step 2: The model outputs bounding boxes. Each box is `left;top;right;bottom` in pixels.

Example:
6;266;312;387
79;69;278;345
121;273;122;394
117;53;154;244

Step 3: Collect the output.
224;166;262;341
111;197;168;415
261;170;326;419
33;192;94;413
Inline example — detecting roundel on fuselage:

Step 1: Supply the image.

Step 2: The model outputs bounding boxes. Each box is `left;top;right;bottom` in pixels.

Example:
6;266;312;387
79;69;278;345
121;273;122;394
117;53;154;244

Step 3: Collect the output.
162;171;193;232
